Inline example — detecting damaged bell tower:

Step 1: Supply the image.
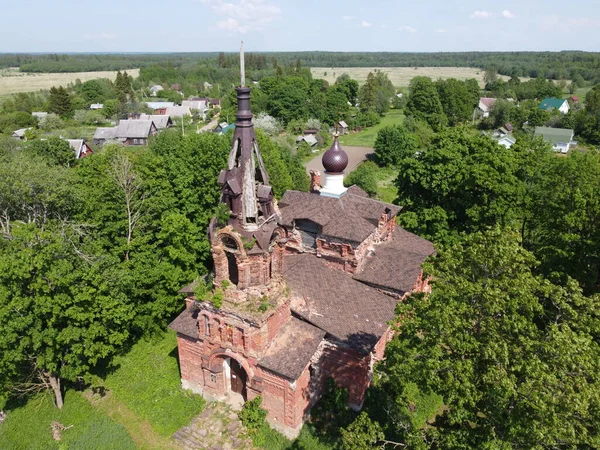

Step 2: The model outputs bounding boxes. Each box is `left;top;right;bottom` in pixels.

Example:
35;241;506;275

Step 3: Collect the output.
210;42;281;292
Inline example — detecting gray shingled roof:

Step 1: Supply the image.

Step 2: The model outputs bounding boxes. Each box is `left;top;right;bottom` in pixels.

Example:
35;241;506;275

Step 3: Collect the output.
138;114;171;129
353;227;435;295
168;308;199;339
259;317;325;380
284;253;397;353
278;190;402;246
115;120;154;139
165;106;191;117
94;127;117;140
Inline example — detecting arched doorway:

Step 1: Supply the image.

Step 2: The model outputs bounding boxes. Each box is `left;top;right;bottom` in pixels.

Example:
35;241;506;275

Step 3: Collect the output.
228;358;247;400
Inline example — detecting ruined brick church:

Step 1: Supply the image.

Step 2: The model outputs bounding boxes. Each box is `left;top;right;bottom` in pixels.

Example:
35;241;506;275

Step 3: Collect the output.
169;84;434;437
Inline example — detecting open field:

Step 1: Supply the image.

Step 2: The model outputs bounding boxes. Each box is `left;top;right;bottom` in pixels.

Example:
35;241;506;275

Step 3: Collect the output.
311;66;523;88
339;109;405;147
0;68;140;95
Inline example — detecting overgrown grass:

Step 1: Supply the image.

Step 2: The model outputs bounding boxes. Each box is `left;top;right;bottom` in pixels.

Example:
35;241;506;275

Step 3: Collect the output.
339;109;404;147
373;166;399;203
102;330;205;436
253;423;337;450
0;390;135;450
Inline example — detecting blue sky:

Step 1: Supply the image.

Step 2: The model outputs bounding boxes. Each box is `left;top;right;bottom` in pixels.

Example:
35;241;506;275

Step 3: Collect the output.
1;0;600;52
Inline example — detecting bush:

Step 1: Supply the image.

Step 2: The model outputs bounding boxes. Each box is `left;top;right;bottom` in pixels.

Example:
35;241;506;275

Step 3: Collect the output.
239;396;267;436
310;378;356;438
354;110;380;128
345;161;379;197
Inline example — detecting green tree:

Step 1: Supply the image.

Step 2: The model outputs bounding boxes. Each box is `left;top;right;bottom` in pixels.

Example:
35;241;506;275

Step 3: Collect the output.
341;412;385;450
358;71;395;116
335;74;359;106
395;127;529;244
0;222;134;408
406;77;447;131
27;137;76;168
374;125;418;167
48;86;72;117
435;78;476;125
374;228;600;449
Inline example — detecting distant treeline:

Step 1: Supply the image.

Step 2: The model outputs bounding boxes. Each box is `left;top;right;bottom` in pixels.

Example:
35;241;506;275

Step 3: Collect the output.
2;51;600;82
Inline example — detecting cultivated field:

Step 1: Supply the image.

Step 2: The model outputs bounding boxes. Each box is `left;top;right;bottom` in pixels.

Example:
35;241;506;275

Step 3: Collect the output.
0;68;140;95
311;66;519;88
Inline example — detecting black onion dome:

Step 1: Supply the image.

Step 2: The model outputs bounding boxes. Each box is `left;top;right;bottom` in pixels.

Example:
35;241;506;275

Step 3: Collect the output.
322;135;348;173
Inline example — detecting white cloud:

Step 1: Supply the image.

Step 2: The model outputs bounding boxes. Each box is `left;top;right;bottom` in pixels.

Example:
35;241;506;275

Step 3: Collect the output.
398;26;417;33
342;15;354;20
380;24;387;28
502;10;515;19
470;10;491;19
435;28;446;33
200;0;281;33
84;33;117;40
361;21;372;28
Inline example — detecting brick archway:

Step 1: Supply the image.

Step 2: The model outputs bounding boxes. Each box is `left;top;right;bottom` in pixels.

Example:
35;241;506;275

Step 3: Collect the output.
208;350;255;380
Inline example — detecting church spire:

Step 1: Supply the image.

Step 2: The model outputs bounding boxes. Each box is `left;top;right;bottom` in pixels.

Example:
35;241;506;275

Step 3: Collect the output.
215;43;278;251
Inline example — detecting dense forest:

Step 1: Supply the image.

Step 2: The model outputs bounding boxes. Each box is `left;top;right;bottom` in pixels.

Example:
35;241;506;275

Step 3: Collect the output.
2;51;600;81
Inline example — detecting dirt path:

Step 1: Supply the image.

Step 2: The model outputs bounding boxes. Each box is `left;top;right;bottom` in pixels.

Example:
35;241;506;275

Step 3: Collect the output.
173;402;255;450
81;390;179;450
305;145;373;175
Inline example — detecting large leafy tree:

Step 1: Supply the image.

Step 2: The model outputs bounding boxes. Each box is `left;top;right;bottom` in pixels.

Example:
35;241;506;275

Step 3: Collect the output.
395;127;532;245
374;124;418;167
525;150;600;294
0;222;134;408
358;71;395;116
406;77;447;131
372;228;600;449
435;78;476;126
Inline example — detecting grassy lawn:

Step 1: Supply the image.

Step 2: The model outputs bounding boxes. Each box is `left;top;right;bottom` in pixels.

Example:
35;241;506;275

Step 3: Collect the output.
102;330;206;437
0;390;135;450
373;166;399;203
253;423;336;450
339;109;404;147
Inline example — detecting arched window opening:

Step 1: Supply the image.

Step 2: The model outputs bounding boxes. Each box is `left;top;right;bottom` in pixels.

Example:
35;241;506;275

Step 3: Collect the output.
203;315;210;336
221;235;239;252
226;252;239;285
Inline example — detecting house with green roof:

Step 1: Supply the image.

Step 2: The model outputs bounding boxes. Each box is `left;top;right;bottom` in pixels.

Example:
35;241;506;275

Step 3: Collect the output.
534;126;575;153
538;97;570;114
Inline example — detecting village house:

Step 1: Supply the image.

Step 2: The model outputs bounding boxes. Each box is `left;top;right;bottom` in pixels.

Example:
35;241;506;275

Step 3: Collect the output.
538;97;570;114
169;86;434;438
183;98;210;111
296;134;318;147
11;127;32;140
93;127;117;146
89;103;104;110
94;120;158;146
150;85;164;97
145;101;175;115
478;97;496;118
115;120;158;145
66;139;93;159
534;126;575;153
137;114;173;130
166;106;192;118
31;111;48;120
336;120;349;134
